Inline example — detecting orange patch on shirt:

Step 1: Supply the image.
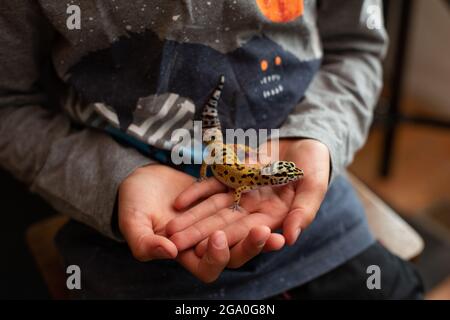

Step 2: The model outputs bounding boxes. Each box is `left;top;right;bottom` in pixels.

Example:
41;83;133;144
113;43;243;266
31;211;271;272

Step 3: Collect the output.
256;0;304;23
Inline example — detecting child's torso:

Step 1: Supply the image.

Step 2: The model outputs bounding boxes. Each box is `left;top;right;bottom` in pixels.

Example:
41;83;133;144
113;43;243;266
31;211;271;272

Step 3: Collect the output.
41;0;323;151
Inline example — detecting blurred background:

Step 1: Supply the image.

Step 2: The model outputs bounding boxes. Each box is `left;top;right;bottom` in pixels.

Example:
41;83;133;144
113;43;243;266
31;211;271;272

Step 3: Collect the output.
0;0;449;299
349;0;450;299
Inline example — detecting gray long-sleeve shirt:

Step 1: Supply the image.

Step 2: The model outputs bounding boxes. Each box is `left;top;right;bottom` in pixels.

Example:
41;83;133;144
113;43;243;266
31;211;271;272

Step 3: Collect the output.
0;0;386;243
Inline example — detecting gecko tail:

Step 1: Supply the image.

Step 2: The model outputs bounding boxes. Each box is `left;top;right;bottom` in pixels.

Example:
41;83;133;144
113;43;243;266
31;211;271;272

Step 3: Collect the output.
202;75;225;131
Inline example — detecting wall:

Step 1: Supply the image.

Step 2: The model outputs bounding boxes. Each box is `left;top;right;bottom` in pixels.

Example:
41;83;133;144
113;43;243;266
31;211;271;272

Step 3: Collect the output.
388;0;450;117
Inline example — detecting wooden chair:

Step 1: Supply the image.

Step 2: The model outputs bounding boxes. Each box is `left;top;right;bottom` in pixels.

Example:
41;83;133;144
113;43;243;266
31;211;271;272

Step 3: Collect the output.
347;173;424;261
26;215;70;299
26;173;424;299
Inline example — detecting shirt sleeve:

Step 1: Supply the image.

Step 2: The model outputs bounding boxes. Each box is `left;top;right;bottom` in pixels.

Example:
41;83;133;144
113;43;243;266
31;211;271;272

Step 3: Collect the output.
0;0;154;240
278;0;388;182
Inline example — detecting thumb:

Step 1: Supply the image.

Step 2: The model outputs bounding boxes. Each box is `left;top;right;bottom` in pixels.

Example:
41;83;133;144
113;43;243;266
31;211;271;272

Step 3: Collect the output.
130;232;178;262
120;208;178;261
283;179;327;245
177;231;230;283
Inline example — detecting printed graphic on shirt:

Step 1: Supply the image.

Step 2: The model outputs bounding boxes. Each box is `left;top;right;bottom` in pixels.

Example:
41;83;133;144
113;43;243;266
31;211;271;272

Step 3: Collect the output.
255;0;304;23
67;29;320;150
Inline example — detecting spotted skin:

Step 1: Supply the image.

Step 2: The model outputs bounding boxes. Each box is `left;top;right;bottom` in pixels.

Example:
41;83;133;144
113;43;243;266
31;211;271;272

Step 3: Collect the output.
201;76;304;210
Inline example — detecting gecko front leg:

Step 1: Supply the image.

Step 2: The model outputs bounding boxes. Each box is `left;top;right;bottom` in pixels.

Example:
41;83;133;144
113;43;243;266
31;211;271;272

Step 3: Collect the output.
230;185;254;211
198;161;209;182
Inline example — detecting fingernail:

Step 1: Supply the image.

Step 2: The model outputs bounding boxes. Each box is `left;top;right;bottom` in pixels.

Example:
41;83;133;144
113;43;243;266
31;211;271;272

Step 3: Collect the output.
256;240;266;248
294;228;302;240
212;232;227;249
154;246;171;259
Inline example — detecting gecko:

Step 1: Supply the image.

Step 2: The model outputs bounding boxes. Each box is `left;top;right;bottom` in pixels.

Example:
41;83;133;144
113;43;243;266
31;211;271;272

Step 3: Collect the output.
200;75;304;210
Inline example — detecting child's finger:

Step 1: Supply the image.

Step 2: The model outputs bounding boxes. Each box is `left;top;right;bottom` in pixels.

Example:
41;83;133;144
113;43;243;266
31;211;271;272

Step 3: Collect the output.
195;239;209;257
166;193;234;236
194;212;275;257
121;218;178;262
227;226;270;268
283;179;327;245
170;206;247;251
196;231;285;257
263;233;286;252
173;177;227;210
177;231;230;283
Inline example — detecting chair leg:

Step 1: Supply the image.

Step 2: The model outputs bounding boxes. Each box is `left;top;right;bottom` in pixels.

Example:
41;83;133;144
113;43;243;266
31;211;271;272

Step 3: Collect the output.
380;0;414;177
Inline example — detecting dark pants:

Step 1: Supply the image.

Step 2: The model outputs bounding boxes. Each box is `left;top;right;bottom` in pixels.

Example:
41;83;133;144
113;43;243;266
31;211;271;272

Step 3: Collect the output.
271;242;424;300
59;217;424;300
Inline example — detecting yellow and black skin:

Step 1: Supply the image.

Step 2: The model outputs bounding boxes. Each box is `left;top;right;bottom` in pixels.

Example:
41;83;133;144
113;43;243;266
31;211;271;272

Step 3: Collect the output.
200;75;304;210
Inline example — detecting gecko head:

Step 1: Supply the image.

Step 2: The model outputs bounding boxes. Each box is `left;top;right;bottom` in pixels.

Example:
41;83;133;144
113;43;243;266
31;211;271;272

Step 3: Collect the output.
261;161;304;184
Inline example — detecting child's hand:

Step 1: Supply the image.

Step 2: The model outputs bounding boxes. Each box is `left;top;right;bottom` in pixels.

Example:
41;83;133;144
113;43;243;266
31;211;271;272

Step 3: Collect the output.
118;164;194;261
278;139;330;244
118;164;282;282
167;138;330;256
167;177;293;260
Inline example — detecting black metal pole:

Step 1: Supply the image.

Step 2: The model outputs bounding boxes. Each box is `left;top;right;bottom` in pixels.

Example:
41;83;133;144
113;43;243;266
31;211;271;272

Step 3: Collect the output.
380;0;414;177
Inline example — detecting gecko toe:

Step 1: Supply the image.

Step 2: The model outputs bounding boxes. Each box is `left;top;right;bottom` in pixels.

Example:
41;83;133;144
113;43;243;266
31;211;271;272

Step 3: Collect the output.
230;203;241;212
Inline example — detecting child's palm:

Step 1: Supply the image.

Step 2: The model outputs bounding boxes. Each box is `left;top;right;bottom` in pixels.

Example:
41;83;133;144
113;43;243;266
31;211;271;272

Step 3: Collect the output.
118;164;195;260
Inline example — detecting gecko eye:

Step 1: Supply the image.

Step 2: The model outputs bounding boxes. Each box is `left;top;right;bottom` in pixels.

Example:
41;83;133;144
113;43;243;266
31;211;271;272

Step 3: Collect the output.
211;136;216;140
275;56;282;66
260;59;269;72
